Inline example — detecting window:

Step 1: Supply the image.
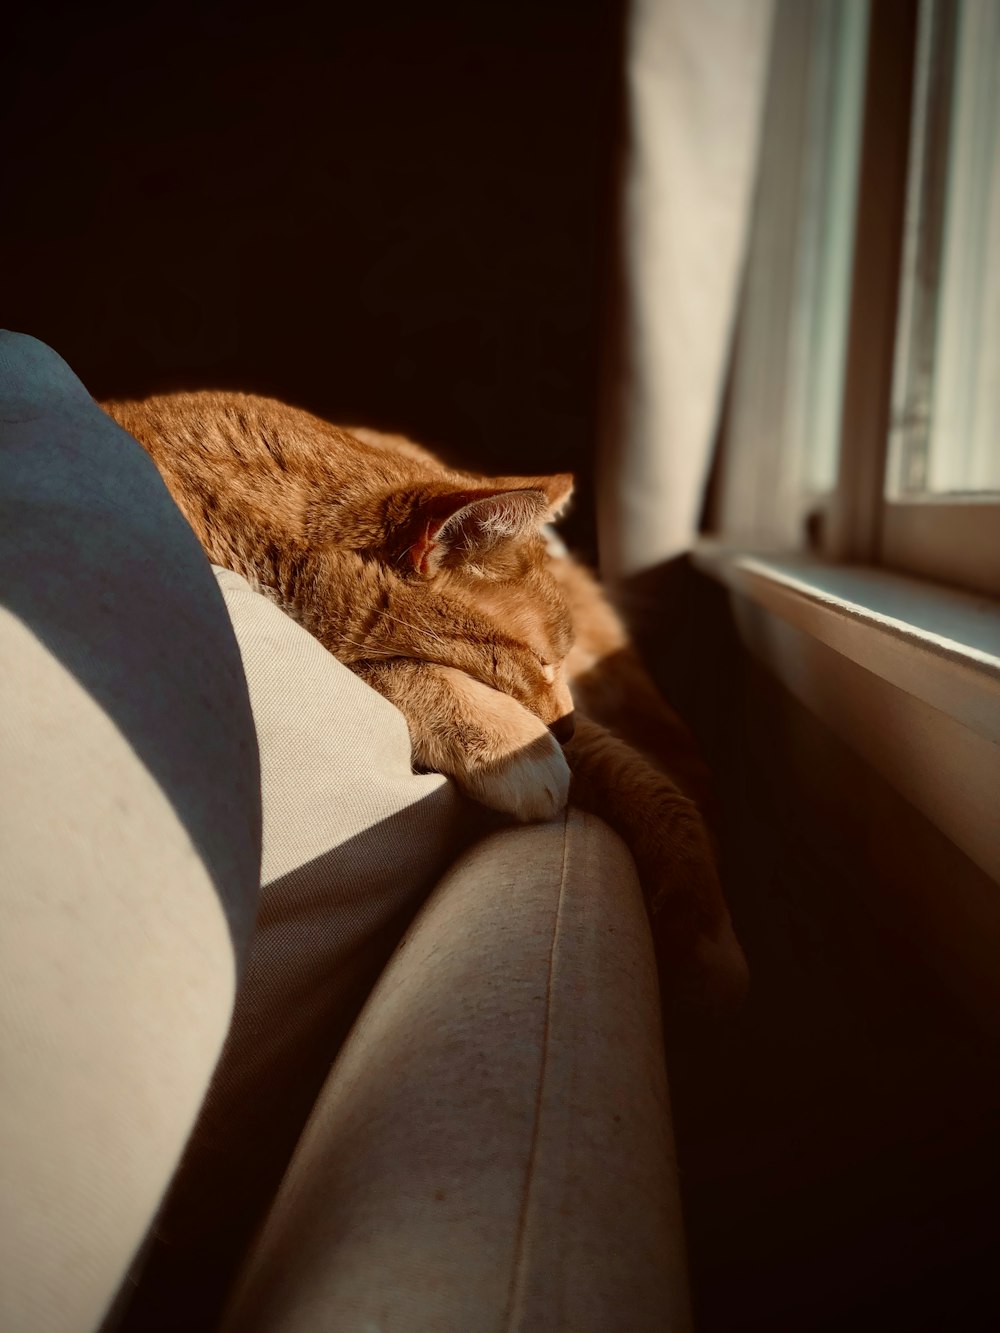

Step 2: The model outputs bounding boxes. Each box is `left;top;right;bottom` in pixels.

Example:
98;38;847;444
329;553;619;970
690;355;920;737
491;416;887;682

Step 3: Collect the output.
697;0;1000;886
712;0;1000;597
882;0;1000;595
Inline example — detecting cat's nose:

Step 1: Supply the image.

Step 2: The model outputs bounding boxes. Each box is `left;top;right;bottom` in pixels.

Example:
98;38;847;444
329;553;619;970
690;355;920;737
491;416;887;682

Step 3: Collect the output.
548;712;575;745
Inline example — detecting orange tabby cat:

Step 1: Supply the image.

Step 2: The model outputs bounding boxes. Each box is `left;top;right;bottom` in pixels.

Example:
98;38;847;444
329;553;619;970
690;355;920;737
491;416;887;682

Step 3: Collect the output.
103;392;747;1010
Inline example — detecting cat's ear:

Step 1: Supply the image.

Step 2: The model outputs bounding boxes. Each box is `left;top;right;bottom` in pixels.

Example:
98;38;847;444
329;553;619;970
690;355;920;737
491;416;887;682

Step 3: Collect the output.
409;487;551;575
492;473;574;521
538;473;574;520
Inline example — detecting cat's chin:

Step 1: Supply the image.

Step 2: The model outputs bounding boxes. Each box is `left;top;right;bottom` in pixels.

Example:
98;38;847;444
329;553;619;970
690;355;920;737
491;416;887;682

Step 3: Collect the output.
461;733;571;823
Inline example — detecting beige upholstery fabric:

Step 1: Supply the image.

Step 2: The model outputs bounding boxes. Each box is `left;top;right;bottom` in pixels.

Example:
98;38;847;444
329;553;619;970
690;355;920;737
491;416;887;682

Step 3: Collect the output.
224;813;692;1333
0;332;262;1333
120;572;479;1329
215;564;471;1089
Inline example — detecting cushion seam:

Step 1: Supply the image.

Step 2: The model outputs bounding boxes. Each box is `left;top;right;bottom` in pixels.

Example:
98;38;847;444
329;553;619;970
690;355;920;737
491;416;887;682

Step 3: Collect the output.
502;810;573;1330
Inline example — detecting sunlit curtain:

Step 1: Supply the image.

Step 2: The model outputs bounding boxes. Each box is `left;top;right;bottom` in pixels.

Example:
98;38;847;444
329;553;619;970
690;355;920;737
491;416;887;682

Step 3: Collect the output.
600;0;775;580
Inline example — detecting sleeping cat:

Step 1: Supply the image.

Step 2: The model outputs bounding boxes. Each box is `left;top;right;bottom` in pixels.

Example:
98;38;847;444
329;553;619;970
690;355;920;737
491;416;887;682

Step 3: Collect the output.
103;391;748;1011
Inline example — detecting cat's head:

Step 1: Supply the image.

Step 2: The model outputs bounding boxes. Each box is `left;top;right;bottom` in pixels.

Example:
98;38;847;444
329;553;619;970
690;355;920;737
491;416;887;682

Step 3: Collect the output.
360;470;578;741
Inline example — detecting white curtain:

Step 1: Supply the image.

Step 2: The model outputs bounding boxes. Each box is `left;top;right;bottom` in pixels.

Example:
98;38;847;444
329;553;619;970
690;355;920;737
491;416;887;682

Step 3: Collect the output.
600;0;775;580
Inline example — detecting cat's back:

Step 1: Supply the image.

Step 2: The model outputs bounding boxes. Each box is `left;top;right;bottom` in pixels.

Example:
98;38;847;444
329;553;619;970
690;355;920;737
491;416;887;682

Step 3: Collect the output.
101;390;479;570
106;390;372;482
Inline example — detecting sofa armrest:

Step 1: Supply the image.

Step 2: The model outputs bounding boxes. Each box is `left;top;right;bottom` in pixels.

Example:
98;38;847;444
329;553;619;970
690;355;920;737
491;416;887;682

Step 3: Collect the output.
224;810;692;1333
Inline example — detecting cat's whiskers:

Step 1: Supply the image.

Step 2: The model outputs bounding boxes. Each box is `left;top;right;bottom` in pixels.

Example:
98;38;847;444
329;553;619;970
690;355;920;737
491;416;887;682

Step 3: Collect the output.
333;634;393;659
376;607;451;648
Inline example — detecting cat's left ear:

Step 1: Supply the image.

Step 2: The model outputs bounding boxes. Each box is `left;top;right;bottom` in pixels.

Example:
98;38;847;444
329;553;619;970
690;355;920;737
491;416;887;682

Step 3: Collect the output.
409;485;563;575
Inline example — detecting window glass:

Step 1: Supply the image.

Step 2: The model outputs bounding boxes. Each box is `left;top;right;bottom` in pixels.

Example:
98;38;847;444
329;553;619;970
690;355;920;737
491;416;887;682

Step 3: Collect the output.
889;0;1000;497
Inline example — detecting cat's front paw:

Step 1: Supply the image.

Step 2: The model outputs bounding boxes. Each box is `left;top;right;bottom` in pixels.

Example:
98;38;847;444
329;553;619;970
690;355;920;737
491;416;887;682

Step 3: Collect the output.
420;670;571;822
462;729;571;823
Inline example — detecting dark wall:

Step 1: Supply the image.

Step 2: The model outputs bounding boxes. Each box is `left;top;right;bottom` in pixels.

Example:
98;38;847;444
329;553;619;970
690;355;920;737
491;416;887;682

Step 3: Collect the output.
4;0;623;559
642;562;1000;1333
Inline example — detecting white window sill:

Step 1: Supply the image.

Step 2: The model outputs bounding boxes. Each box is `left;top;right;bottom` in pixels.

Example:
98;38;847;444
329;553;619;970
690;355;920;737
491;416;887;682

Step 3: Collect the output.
692;540;1000;883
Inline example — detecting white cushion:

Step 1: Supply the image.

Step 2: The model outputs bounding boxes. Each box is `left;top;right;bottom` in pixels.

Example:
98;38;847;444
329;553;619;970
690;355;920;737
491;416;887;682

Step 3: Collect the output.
128;568;479;1327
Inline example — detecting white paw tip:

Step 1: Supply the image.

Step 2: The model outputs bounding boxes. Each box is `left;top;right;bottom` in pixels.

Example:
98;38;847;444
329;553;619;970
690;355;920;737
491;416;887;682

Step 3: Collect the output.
467;734;571;823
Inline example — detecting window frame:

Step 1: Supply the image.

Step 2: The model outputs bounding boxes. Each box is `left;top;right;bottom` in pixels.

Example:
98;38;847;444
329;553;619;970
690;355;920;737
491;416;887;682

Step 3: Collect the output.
821;0;918;567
